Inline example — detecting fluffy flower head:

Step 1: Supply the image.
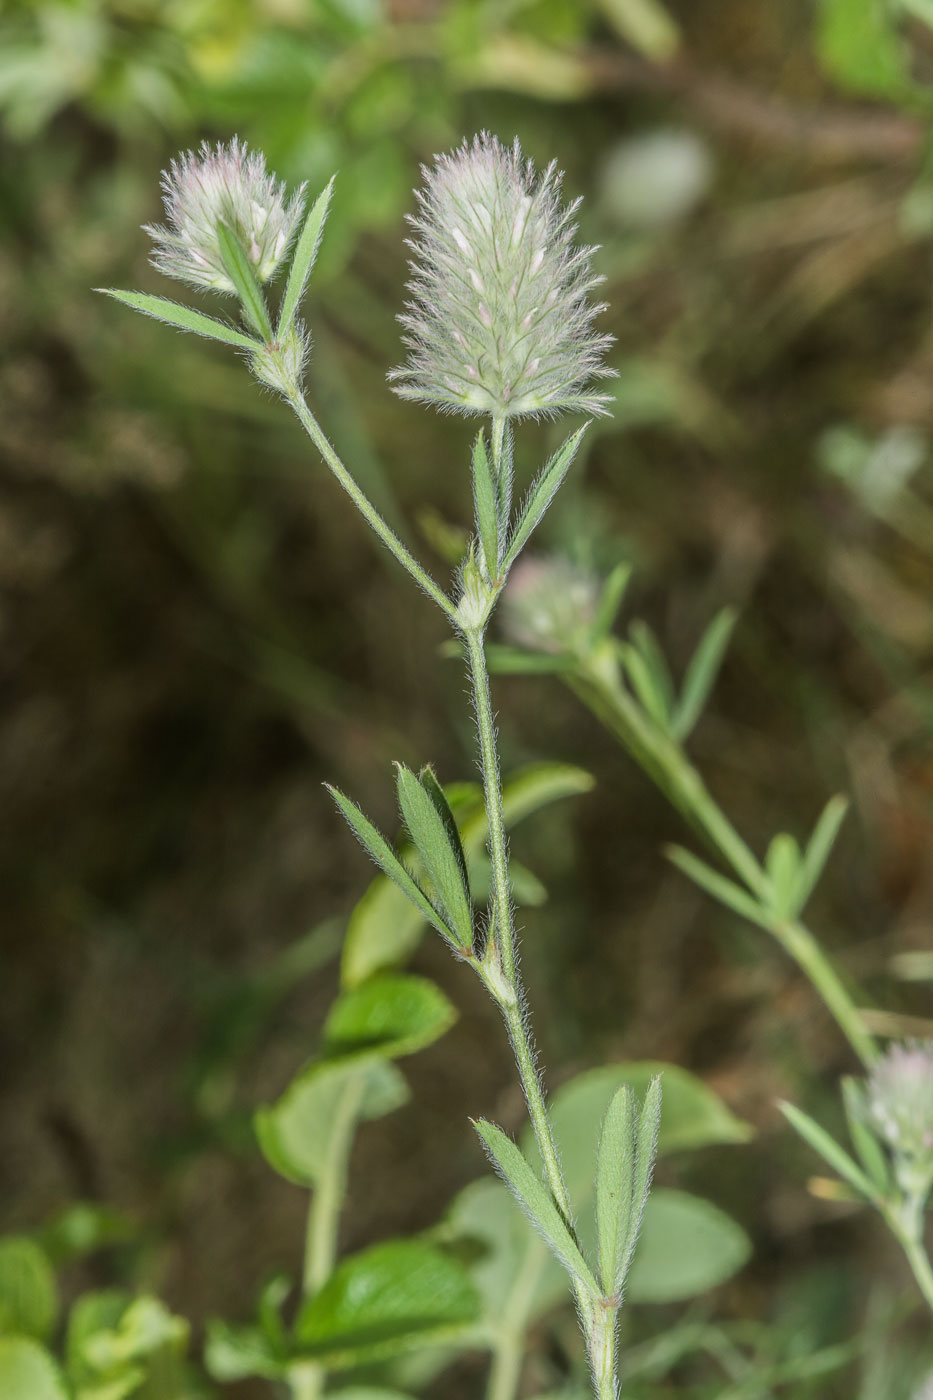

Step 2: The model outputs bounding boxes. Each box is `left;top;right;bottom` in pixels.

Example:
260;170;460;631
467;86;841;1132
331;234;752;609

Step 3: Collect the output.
390;133;614;420
866;1040;933;1161
501;555;599;654
145;138;304;293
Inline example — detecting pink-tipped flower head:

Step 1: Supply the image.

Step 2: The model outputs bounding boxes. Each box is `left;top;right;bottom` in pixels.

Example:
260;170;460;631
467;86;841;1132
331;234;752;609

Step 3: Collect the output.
145;138;305;293
390;133;615;420
867;1041;933;1163
501;555;599;654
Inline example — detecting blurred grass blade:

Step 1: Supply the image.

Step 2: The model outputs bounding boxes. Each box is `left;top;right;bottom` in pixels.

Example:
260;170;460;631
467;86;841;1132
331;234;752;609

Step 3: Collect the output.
503;426;586;571
666;846;769;928
764;833;802;918
596;1085;635;1294
472;431;500;581
595;0;680;60
841;1078;890;1196
97;290;260;349
395;764;473;950
779;1101;876;1202
326;785;461;950
590;562;633;645
796;795;849;912
672;607;737;741
278;176;335;340
217;221;273;340
473;1119;600;1296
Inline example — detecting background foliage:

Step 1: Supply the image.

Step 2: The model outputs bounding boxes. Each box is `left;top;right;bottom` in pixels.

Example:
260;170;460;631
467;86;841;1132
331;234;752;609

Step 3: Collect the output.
4;0;933;1395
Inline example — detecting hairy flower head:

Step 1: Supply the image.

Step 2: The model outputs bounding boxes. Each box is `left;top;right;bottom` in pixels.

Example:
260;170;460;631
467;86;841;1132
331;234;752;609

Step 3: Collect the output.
501;555;600;654
867;1041;933;1162
145;138;305;293
390;133;614;420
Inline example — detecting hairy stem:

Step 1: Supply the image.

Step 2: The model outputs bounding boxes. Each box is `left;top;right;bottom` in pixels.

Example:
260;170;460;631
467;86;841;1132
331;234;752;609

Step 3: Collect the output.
570;660;878;1069
465;625;606;1389
286;391;458;624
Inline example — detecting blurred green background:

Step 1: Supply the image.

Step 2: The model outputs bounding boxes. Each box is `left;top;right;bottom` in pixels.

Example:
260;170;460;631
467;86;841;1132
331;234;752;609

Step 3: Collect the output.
5;0;933;1393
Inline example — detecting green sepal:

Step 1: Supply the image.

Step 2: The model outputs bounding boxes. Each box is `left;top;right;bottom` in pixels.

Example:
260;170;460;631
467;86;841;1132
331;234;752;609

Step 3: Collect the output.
217;221;273;340
395;765;473;951
671;607;737;741
796;795;849;912
96;289;260;349
278;175;335;340
779;1100;877;1202
326;785;463;951
472;1119;600;1297
666;845;769;929
472;432;501;583
502;426;587;571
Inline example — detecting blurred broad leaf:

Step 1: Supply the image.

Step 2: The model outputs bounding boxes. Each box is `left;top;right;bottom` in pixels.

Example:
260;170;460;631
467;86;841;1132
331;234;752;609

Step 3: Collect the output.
295;1240;480;1366
204;1320;284;1382
0;1237;57;1342
255;1058;409;1188
0;1338;68;1400
323;974;457;1059
521;1063;752;1200
626;1188;752;1302
817;0;913;100
445;1178;565;1325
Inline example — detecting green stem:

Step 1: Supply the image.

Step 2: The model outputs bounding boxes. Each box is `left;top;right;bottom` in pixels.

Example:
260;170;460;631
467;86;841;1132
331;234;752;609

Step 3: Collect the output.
291;1076;365;1400
304;1075;364;1294
286;391;458;625
486;1236;545;1400
465;625;603;1384
883;1201;933;1314
571;660;878;1069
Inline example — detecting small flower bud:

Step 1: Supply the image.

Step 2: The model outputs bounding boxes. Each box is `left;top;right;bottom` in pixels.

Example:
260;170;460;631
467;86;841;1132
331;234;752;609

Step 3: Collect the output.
501;555;599;655
250;324;310;397
866;1041;933;1193
145;138;304;293
390;133;614;420
457;550;496;631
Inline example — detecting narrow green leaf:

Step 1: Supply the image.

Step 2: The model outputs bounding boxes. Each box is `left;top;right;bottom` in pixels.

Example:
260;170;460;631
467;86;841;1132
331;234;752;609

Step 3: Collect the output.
472;432;500;582
419;766;472;908
630;622;675;716
590;562;633;645
473;1120;600;1297
217;221;273;340
796;795;849;913
96;289;260;349
841;1078;891;1196
672;607;737;742
278;176;335;340
326;785;462;950
323;974;457;1059
779;1101;877;1201
395;765;473;950
666;846;769;929
296;1239;479;1364
484;644;576;675
620;639;670;728
618;1076;662;1289
764;833;801;918
502;426;587;571
595;1086;635;1295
